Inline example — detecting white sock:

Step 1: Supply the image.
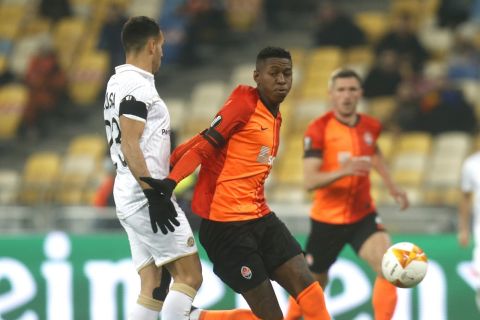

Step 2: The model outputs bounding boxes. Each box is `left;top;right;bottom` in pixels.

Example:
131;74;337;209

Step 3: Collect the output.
129;303;159;320
161;289;194;320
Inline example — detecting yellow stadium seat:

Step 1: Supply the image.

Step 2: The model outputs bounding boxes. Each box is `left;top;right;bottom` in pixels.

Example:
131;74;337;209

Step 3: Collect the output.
53;17;87;70
377;131;395;161
55;154;98;205
391;153;427;187
69;50;109;105
307;47;343;68
68;134;107;160
225;0;262;32
0;170;20;204
0;84;28;140
344;46;373;66
397;132;432;154
365;97;396;124
355;12;388;43
20;152;61;204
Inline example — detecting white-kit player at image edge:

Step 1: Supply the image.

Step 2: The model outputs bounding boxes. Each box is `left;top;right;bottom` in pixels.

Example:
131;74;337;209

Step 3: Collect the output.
101;16;202;320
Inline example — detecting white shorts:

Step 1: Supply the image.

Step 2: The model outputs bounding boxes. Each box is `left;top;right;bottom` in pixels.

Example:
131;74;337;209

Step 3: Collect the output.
119;200;198;271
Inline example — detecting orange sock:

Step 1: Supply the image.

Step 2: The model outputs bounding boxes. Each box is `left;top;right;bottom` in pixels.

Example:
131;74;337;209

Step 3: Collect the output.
297;282;330;320
285;296;303;320
372;277;397;320
199;309;259;320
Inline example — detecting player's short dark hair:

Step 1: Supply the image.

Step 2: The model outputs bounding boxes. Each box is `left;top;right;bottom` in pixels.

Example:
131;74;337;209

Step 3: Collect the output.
256;47;291;69
121;16;160;53
329;68;363;88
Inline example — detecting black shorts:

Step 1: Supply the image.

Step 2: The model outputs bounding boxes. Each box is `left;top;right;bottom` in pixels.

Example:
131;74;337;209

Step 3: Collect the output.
305;213;386;273
199;212;302;293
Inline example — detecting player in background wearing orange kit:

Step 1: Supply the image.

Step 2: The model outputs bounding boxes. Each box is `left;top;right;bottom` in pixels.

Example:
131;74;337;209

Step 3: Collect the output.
285;69;409;320
141;47;331;320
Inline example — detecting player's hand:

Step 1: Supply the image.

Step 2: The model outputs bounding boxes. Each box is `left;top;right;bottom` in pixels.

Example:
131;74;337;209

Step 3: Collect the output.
143;188;180;234
390;188;409;211
342;157;371;176
458;228;470;247
140;177;177;199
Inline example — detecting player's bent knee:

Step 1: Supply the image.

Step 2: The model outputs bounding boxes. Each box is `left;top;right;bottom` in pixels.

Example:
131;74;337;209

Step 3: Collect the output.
137;294;162;312
170;282;198;299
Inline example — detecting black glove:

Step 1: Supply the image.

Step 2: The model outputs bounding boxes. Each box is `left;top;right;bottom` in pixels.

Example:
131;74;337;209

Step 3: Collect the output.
143;188;180;234
140;177;177;199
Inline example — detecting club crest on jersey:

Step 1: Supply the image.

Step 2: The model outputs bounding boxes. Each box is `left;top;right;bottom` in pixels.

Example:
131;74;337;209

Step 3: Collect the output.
241;266;252;279
186;236;195;247
210;115;222;128
122;95;136;102
363;132;373;146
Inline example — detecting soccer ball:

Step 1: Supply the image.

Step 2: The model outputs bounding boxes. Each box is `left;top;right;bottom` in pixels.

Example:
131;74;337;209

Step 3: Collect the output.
381;242;428;288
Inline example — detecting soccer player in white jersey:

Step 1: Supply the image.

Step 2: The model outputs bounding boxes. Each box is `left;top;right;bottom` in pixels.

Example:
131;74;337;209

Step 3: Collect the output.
103;16;201;320
459;151;480;311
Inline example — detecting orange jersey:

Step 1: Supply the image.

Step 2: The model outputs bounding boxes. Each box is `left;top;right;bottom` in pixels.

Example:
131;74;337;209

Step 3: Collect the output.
304;111;382;224
192;85;281;222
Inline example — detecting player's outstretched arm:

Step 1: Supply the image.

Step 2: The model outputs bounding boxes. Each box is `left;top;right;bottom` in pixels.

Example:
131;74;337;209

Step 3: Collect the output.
170;132;204;168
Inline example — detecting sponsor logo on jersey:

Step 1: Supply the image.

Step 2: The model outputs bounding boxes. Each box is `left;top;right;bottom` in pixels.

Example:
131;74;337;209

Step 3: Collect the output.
241;266;252;279
256;145;272;164
187;236;195;247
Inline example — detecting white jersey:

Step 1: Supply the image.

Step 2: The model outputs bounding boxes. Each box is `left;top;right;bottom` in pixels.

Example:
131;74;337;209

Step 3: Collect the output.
103;64;171;219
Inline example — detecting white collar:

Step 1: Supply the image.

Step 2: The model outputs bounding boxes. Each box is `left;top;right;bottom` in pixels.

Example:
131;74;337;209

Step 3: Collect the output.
115;64;154;81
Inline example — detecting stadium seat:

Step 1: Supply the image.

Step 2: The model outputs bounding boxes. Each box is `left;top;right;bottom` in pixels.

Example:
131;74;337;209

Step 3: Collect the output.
229;63;256;89
69;50;109;105
225;0;262;32
186;80;228;134
433;132;472;157
377;131;395;161
19;152;61;204
167;98;187;132
0;170;20;205
419;24;453;59
291;99;328;134
53;17;87;70
365;96;396;124
9;34;49;76
344;46;373;66
127;0;163;17
0;84;28;140
55;154;98;205
354;12;388;43
458;80;480;106
68;134;107;161
391;153;427;187
308;47;343;68
397;132;432;154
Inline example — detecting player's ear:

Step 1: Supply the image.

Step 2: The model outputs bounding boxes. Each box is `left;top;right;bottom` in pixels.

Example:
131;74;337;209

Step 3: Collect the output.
147;38;156;54
253;69;260;84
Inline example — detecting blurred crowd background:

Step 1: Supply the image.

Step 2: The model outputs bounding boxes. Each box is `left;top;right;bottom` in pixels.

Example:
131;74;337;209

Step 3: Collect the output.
0;0;479;233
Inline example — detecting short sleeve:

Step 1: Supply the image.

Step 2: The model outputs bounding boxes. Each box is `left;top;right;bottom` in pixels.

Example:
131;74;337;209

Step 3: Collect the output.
304;119;326;158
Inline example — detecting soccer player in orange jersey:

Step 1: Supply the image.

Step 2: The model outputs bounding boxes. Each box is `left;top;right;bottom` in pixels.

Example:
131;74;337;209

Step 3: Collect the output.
285;69;409;320
141;47;331;320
